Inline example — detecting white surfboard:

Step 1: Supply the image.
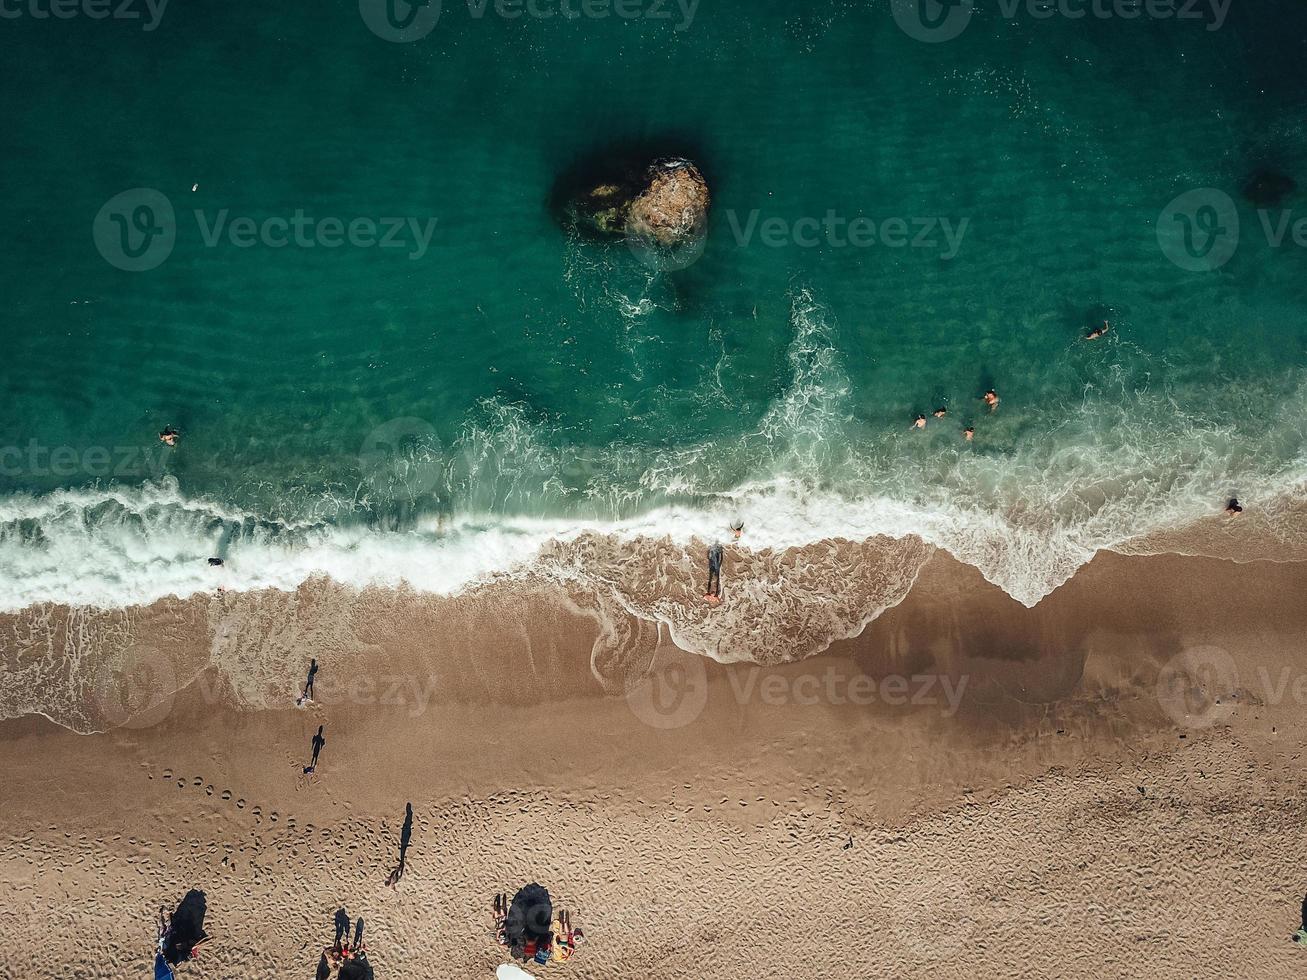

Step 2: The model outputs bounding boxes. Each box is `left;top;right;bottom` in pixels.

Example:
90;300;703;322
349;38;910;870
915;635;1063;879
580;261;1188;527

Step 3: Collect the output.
496;965;536;980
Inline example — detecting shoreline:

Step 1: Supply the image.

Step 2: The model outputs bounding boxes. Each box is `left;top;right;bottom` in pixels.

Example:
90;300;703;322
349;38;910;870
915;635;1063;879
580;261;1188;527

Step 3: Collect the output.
5;543;1307;734
3;548;1307;977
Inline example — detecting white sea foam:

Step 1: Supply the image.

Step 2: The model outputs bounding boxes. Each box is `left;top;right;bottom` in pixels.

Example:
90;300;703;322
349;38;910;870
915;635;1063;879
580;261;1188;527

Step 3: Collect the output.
1;288;1304;613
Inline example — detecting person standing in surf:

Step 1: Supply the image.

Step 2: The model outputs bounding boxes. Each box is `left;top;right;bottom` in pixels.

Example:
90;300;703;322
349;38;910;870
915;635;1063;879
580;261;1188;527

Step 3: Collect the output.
305;725;325;773
705;543;724;603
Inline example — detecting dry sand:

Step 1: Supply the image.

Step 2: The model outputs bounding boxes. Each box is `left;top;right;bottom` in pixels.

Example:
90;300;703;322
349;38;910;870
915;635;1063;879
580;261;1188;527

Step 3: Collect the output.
3;550;1307;979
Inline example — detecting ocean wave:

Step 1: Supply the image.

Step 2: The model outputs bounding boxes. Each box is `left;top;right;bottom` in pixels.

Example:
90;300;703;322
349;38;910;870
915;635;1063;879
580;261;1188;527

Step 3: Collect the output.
0;289;1304;616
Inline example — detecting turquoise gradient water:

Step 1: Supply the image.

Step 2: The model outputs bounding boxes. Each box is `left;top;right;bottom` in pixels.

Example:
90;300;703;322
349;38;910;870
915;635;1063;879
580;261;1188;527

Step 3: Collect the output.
2;0;1306;609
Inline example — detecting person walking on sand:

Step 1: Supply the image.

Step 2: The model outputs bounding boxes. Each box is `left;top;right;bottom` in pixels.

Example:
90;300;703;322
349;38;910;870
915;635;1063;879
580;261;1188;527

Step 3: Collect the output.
305;725;325;774
705;542;724;603
333;907;349;954
301;658;319;702
399;802;413;865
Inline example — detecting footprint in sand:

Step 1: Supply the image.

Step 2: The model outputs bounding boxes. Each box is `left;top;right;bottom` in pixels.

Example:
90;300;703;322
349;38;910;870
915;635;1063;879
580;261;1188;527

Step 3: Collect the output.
205;785;214;796
162;769;173;781
236;798;246;809
192;777;202;787
221;790;232;801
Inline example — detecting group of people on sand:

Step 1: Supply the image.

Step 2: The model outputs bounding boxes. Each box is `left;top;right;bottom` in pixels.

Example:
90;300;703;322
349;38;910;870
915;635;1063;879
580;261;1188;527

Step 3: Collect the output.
492;892;584;966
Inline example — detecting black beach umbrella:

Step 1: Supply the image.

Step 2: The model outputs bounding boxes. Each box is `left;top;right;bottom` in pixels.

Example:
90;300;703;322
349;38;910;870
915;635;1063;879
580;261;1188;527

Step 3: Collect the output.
339;955;375;980
162;889;208;965
505;883;553;958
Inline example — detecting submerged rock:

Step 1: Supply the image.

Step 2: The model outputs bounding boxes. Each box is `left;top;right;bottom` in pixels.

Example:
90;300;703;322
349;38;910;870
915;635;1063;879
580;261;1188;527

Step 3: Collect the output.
1241;168;1296;208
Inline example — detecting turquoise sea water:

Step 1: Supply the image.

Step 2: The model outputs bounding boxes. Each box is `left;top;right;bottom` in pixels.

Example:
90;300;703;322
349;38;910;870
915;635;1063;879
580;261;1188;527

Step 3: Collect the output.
2;0;1307;610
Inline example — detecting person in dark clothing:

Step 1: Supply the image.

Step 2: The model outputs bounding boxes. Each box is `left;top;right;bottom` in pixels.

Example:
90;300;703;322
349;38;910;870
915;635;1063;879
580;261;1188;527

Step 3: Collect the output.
352;917;364;951
333;907;350;953
305;725;325;774
399;802;414;870
302;659;319;701
704;543;724;603
315;952;331;980
1293;893;1307;944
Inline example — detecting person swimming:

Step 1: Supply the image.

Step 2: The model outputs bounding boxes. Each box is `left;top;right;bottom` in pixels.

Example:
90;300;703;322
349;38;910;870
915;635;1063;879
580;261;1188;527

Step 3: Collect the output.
159;426;180;446
705;543;723;603
1087;320;1110;340
963;426;974;442
730;520;744;540
1225;498;1243;516
983;390;999;412
933;407;947;418
912;414;927;429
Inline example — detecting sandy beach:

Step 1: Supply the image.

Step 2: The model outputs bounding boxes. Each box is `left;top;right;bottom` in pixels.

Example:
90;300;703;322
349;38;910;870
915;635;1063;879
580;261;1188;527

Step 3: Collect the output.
3;548;1306;979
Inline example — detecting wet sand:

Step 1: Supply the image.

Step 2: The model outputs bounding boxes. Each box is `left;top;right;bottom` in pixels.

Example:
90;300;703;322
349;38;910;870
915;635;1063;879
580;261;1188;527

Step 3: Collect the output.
3;549;1307;978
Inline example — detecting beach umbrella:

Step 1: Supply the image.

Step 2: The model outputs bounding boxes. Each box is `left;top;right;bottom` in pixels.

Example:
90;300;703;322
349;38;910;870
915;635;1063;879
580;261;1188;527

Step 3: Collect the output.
339;956;375;980
162;889;208;965
504;883;553;958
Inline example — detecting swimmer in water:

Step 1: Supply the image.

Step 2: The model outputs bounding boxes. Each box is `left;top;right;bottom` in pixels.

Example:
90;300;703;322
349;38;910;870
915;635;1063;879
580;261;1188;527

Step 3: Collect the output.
1225;498;1243;516
159;426;179;446
207;557;223;567
1086;320;1110;340
983;390;1000;412
933;407;947;419
912;414;927;429
730;520;744;540
963;427;974;442
704;543;723;603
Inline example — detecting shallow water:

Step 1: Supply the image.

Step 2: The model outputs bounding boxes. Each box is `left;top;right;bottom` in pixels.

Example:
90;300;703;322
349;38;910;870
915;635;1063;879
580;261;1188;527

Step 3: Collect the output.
3;0;1307;618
